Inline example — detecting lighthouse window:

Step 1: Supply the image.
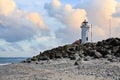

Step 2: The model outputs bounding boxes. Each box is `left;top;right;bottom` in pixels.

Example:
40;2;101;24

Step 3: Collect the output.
86;37;88;41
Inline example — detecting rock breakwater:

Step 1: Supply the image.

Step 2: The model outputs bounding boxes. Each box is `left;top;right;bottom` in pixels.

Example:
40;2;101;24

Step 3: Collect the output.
25;38;120;63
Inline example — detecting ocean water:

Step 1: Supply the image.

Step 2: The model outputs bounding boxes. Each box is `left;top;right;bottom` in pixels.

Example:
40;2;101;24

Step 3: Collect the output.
0;57;29;65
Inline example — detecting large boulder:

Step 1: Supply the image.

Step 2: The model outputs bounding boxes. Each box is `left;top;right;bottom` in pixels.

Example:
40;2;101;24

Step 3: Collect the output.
97;47;110;57
69;54;76;60
112;46;119;53
74;58;83;65
96;41;104;46
105;54;113;59
55;52;62;58
114;53;120;57
25;58;32;63
109;38;120;46
39;54;49;60
86;50;102;58
84;56;92;61
94;51;102;58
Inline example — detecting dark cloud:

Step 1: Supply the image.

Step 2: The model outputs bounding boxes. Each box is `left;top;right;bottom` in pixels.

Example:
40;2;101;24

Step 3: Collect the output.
0;47;6;52
0;15;37;42
112;11;120;18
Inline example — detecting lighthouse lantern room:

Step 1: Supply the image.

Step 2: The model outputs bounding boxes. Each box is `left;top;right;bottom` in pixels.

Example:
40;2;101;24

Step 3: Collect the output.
81;20;89;44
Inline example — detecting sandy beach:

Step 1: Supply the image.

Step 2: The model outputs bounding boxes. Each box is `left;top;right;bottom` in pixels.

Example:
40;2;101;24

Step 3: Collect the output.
0;58;120;80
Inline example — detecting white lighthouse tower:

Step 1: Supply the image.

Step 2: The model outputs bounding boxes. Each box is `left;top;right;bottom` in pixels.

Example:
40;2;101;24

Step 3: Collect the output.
81;20;89;44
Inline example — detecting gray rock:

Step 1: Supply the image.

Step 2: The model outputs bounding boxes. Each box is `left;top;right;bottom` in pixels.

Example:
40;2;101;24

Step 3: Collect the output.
94;51;102;58
55;53;62;58
28;37;120;62
84;56;91;61
74;59;83;65
105;54;112;58
108;58;118;62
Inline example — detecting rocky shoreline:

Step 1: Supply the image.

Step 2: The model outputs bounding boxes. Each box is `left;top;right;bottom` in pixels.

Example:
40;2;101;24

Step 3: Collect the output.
26;38;120;63
0;38;120;80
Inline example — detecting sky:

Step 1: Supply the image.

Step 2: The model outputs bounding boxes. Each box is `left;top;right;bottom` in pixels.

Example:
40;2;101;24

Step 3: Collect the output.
0;0;120;57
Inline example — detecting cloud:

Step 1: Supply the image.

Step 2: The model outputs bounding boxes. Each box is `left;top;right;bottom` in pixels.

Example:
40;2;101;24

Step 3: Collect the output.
0;0;17;16
0;15;37;42
76;0;119;41
0;0;49;42
112;3;120;18
0;32;59;57
0;0;57;57
26;12;47;29
1;0;120;57
77;0;117;24
45;0;87;43
45;0;87;28
45;0;120;43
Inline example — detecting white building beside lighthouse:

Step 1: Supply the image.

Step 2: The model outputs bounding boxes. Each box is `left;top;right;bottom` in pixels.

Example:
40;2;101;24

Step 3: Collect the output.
81;20;89;44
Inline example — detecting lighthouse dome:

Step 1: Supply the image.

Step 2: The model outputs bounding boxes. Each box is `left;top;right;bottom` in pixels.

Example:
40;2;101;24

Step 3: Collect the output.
81;20;89;28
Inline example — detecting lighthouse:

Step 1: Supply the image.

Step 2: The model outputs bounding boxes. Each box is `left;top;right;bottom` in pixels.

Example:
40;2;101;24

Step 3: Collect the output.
81;20;89;44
